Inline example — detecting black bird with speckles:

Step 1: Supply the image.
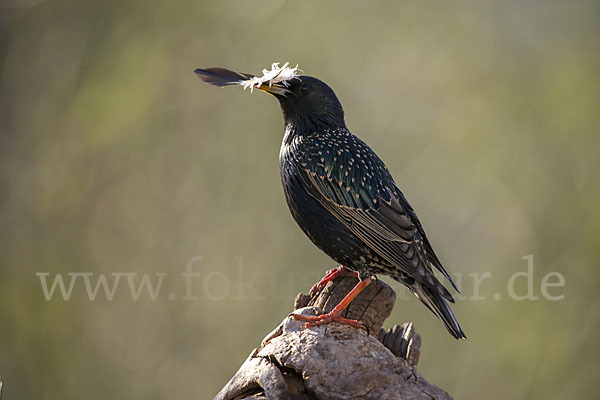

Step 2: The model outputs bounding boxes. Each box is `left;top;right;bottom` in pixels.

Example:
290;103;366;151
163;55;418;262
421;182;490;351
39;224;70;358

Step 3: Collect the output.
195;68;466;339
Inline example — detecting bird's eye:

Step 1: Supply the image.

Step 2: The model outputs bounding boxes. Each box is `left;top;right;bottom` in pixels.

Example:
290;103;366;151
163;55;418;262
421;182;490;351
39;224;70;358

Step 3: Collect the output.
299;85;308;94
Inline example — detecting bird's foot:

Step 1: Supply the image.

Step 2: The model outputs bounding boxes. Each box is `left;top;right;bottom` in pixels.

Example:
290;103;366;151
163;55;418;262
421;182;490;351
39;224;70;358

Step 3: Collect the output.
309;265;359;295
291;310;365;330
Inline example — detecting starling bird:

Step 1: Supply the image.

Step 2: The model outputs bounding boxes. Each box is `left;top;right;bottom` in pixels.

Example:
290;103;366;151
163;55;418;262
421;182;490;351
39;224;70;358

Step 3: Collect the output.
195;64;466;339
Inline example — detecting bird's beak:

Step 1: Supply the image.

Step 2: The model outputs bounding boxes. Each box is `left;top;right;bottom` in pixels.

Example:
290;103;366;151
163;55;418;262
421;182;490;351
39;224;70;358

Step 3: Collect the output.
194;66;291;97
258;83;290;97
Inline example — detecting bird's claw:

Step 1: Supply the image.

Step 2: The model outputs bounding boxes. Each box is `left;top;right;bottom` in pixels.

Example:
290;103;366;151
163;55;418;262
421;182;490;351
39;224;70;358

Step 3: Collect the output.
291;311;366;330
309;266;359;296
309;267;338;295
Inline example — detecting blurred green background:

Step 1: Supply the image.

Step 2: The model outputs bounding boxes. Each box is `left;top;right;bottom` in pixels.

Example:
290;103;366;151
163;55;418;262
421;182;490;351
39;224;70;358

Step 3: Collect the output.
1;0;599;398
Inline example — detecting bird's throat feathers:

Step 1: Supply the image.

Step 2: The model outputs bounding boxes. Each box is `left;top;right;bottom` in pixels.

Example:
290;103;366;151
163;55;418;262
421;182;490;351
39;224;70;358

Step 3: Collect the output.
279;98;346;142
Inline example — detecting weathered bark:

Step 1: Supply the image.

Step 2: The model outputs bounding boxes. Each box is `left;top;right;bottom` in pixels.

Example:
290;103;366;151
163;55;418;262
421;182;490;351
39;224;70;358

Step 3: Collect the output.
215;276;452;400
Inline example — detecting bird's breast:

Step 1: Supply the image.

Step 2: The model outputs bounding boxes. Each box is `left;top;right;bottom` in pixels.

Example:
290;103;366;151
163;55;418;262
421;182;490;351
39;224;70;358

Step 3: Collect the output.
278;135;371;270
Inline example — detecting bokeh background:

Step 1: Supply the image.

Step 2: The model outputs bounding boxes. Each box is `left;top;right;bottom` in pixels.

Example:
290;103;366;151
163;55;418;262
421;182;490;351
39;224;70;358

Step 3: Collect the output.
1;0;599;398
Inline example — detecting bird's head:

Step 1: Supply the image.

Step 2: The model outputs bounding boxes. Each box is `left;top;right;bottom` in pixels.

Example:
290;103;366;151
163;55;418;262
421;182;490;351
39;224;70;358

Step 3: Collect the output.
259;76;346;133
194;65;346;133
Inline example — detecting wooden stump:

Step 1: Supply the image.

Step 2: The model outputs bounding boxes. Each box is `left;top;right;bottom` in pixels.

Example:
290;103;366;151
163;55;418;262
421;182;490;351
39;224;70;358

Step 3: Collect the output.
214;277;452;400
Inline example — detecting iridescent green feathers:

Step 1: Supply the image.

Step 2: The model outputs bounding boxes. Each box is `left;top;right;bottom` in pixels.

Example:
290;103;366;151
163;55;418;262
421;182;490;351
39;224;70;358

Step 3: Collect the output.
290;128;458;298
295;128;391;210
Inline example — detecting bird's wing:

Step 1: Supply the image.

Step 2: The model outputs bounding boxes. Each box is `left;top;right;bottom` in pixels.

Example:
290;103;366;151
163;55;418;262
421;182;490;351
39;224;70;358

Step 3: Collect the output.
391;185;459;291
295;131;454;297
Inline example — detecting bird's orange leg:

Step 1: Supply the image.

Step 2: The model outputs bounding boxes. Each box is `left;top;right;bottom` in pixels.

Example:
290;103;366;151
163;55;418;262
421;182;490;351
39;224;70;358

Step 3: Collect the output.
309;265;359;295
293;277;372;329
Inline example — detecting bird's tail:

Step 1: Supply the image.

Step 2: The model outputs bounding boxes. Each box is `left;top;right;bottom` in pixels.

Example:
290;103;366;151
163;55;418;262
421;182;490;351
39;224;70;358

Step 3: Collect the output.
411;282;466;339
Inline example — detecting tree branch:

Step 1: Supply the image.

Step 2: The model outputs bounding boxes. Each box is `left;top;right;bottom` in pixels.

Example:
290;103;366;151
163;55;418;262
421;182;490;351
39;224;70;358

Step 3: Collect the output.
215;276;452;400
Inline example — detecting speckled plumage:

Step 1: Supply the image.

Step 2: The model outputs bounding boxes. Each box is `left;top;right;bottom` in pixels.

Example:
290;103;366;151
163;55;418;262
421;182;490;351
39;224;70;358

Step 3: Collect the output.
276;77;466;339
